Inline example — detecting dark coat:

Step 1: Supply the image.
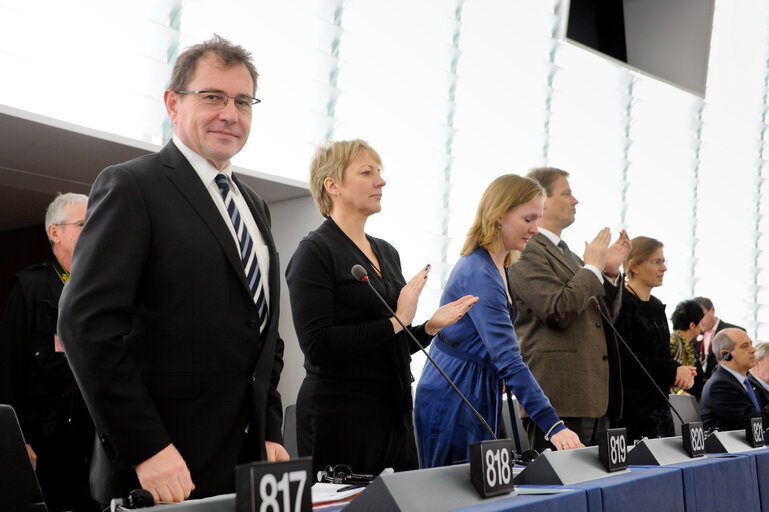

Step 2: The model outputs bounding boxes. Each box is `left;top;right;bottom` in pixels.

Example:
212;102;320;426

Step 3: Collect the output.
701;365;769;432
58;142;284;503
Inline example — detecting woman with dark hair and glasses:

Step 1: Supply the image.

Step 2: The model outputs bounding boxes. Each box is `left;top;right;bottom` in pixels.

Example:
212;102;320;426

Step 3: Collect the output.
614;236;697;441
670;300;706;399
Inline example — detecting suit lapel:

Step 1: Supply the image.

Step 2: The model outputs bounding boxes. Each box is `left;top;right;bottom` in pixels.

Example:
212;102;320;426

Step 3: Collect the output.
534;233;578;276
159;143;254;301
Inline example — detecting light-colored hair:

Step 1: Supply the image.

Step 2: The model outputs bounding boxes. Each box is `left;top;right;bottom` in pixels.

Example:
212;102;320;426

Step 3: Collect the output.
712;330;736;362
45;193;88;242
754;342;769;362
309;139;382;218
526;167;569;197
461;174;545;267
169;34;258;95
623;236;663;279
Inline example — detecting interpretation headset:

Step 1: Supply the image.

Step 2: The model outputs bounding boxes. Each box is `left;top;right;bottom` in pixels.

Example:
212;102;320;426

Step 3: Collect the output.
110;489;155;511
722;351;733;361
317;464;376;485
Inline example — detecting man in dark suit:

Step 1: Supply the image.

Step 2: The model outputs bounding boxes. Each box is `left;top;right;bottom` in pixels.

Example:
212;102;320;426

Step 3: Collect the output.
58;36;287;505
693;297;745;381
508;168;630;451
701;329;769;432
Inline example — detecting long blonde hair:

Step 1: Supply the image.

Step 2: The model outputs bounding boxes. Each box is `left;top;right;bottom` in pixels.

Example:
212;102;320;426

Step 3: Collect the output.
461;174;544;267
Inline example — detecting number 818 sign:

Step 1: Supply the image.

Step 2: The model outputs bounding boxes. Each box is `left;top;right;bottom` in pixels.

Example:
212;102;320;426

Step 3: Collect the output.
469;439;516;498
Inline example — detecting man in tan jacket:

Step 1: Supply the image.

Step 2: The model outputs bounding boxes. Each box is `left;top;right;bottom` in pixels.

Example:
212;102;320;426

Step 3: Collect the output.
507;168;630;451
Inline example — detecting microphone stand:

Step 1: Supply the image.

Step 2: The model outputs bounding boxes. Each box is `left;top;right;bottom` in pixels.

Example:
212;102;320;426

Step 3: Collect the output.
352;265;497;440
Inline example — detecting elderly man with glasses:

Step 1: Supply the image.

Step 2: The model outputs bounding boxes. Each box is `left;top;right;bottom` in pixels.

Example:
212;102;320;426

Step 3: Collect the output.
0;192;96;512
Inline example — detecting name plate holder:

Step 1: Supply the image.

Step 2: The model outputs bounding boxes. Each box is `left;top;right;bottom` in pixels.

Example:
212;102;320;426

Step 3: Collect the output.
626;422;705;466
235;457;312;512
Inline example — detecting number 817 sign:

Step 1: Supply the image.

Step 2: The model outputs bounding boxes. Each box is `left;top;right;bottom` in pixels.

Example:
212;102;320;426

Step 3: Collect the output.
236;457;313;512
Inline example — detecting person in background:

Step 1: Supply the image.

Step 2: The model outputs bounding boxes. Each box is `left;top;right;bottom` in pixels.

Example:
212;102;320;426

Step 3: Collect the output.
415;174;583;468
748;342;769;402
507;167;629;451
693;296;746;382
285;139;477;476
669;300;705;399
701;329;768;431
0;192;98;512
614;236;696;441
58;36;287;505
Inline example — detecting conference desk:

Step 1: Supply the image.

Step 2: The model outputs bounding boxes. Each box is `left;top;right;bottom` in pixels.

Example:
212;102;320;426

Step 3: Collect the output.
140;449;769;512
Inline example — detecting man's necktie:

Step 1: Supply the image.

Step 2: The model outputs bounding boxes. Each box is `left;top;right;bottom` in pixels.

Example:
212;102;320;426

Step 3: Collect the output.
557;240;582;272
744;377;761;411
215;174;268;331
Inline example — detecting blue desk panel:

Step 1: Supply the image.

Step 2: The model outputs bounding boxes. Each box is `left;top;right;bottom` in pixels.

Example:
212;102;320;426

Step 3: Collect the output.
732;450;769;512
451;488;587;512
670;454;761;512
571;466;684;512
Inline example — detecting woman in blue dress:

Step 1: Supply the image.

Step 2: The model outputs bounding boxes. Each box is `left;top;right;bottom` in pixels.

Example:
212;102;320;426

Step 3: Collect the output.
415;174;583;468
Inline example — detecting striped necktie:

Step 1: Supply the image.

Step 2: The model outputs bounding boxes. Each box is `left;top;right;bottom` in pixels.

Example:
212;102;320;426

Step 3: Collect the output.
214;174;268;332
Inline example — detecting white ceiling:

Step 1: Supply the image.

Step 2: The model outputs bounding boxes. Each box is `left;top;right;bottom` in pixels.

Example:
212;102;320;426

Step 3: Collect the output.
0;106;310;232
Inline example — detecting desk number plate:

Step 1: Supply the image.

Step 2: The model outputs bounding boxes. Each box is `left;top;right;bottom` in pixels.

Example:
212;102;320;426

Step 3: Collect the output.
236;457;312;512
470;438;515;498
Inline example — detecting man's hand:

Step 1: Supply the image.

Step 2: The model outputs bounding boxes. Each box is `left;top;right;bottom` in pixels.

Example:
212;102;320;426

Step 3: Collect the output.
582;227;611;270
26;444;37;471
265;440;290;462
605;229;631;275
135;444;194;503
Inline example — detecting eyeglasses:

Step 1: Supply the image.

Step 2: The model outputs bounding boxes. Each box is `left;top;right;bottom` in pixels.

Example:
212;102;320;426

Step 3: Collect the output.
56;221;85;228
646;258;668;266
175;90;260;113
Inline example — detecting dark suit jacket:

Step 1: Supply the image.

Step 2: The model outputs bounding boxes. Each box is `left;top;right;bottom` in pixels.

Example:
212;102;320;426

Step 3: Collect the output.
701;365;769;432
58;142;284;503
701;320;745;380
507;232;623;419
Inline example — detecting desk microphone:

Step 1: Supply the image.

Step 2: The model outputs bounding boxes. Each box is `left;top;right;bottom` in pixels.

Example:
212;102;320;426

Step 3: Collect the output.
588;296;687;426
351;264;496;440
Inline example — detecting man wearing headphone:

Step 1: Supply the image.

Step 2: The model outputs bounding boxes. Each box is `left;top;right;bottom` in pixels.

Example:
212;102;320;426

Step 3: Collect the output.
701;328;769;432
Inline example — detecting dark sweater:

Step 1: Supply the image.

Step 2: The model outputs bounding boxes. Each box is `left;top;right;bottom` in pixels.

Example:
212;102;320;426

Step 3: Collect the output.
285;217;431;474
614;287;678;439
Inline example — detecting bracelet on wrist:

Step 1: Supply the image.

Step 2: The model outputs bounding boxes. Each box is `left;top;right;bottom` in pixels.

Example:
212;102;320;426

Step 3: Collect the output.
544;420;565;441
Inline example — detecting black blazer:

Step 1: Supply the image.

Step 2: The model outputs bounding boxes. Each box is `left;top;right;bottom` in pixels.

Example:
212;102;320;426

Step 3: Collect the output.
701;365;769;432
58;142;284;503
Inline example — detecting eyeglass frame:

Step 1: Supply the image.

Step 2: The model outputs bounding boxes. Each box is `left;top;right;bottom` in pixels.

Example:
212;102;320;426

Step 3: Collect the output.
644;258;668;266
55;221;85;228
175;90;261;111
